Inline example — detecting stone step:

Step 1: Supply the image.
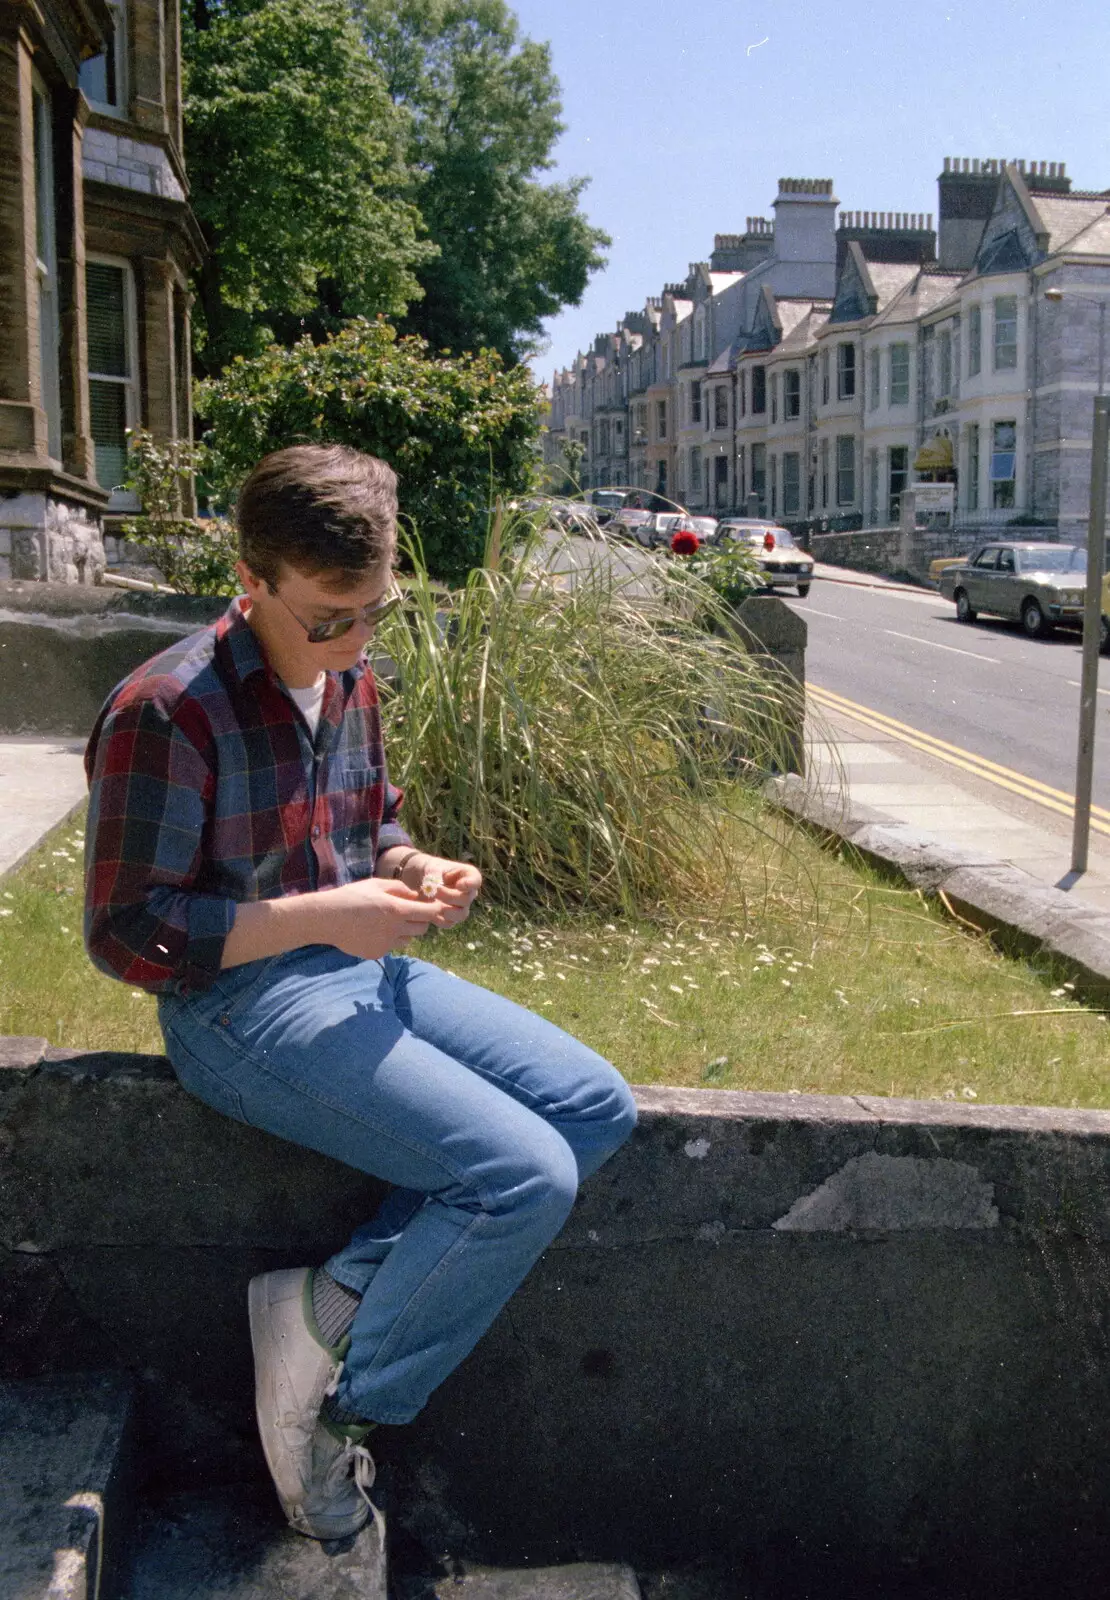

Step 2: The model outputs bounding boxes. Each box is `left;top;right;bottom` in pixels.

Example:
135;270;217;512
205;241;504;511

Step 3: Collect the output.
120;1484;386;1600
422;1565;642;1599
0;1371;135;1600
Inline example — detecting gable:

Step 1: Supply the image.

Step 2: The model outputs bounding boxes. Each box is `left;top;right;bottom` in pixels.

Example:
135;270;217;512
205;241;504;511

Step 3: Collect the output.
977;228;1032;274
746;292;780;352
974;175;1045;276
829;245;876;324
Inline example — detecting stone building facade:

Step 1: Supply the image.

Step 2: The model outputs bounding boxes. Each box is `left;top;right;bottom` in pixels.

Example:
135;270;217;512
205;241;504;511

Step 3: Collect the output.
546;158;1110;543
0;0;200;581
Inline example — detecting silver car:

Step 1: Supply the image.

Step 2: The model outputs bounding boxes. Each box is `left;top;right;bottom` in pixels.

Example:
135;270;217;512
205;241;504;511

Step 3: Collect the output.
939;541;1086;639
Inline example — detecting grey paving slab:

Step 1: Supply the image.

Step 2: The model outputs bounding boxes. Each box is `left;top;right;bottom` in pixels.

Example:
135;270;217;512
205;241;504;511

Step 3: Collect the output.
0;737;87;878
0;1372;134;1600
428;1565;641;1599
123;1485;386;1600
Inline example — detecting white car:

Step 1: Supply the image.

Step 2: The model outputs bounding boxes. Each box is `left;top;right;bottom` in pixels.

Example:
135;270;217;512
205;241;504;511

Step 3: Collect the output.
715;520;814;597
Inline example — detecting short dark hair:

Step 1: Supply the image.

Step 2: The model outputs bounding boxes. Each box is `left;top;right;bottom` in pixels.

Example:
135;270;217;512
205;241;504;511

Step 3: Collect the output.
237;445;397;589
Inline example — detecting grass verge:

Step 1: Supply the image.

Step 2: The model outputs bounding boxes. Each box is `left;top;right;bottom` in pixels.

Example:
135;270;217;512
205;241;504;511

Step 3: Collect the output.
2;803;1106;1110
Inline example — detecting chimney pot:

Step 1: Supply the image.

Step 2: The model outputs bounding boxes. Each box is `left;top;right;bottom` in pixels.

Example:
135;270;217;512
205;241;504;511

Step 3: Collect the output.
972;159;980;174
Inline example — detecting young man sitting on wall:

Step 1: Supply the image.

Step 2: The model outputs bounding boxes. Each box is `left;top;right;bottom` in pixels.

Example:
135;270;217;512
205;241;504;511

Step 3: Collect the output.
83;445;637;1538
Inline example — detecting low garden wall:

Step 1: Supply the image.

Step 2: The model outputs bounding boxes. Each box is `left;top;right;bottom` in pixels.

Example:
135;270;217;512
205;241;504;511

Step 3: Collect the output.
3;1037;1110;1595
810;524;1063;586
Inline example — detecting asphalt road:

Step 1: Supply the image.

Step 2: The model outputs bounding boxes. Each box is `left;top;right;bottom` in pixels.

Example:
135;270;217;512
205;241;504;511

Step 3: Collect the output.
803;573;1110;811
537;530;1110;813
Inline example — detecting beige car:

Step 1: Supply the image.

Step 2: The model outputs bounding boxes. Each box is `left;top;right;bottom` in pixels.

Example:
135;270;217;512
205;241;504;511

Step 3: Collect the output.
939;541;1086;639
714;520;815;597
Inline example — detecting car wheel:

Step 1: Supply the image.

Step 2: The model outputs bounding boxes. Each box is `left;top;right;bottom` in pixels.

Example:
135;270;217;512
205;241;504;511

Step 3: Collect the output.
1021;598;1053;639
954;589;977;624
796;583;811;598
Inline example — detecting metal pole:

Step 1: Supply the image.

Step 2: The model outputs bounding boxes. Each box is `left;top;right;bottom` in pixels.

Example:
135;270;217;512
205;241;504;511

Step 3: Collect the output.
1071;394;1110;874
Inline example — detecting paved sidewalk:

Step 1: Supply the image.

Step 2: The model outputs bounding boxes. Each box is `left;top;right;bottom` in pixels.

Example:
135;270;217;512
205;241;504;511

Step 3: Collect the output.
0;737;88;878
807;710;1110;915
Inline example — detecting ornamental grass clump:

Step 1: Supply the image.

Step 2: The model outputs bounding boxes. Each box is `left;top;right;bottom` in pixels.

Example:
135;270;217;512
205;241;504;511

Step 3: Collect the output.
376;514;812;919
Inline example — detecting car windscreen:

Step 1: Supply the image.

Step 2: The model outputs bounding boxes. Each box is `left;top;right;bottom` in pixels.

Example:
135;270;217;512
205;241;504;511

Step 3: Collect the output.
1017;546;1085;573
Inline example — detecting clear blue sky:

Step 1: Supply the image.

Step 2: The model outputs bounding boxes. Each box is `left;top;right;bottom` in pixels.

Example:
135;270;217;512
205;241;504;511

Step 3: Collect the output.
509;0;1110;382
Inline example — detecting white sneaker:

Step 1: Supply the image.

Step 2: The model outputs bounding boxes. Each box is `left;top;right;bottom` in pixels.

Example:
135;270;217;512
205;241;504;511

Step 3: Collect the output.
248;1267;377;1539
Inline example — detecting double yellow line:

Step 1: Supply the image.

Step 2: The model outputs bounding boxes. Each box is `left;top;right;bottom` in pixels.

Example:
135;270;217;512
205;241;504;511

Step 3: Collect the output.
807;682;1110;838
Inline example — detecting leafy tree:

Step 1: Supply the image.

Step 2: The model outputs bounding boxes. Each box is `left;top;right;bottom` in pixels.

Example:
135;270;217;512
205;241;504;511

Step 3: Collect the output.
184;0;433;372
196;318;543;580
356;0;609;362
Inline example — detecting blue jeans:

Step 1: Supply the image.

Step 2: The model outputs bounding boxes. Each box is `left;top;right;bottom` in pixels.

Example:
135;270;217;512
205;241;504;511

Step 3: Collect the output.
157;946;637;1424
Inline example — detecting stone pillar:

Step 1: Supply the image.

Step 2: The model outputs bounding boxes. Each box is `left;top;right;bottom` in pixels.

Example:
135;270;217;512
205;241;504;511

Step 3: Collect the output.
130;0;169;138
139;255;177;441
0;25;48;460
57;88;96;484
898;489;918;572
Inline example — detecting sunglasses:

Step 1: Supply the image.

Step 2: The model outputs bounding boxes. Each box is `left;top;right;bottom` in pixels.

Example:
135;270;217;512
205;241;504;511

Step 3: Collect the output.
268;580;403;643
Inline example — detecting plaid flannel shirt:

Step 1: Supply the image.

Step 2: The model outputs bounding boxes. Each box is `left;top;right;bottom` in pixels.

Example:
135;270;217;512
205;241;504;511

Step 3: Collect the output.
83;596;412;995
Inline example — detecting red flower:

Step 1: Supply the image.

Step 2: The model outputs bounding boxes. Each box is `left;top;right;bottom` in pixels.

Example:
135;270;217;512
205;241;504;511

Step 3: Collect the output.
671;529;700;556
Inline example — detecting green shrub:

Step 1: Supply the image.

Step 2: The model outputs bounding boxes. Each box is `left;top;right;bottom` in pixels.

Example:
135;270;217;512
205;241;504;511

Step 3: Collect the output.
679;539;766;612
120;430;240;596
375;516;806;918
196;318;543;583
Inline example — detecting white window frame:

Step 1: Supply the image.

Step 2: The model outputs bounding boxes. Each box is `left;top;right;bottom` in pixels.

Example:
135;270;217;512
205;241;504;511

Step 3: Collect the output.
32;74;62;461
79;0;128;117
938;330;952;399
86;252;140;508
967;304;982;377
993;296;1019;372
889;342;910;406
836;434;856;506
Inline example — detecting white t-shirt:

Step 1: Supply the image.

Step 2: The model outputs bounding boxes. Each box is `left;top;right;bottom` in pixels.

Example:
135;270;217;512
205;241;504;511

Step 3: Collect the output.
287;674;327;738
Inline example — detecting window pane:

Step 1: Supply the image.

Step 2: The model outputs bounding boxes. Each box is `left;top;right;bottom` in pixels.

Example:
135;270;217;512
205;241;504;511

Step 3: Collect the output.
968;306;981;376
90;379;128;489
994;297;1018;370
783;452;800;515
87;262;128;375
890;344;909;405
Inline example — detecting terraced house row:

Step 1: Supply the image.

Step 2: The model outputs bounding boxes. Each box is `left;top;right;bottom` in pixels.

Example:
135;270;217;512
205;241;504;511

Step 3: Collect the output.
545;159;1110;543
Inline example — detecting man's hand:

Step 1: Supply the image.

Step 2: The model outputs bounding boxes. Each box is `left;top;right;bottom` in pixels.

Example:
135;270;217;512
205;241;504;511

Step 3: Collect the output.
417;856;483;931
324;877;458;960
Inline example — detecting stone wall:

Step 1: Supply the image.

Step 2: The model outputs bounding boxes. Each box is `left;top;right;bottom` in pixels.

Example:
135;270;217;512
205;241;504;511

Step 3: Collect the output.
0;493;106;584
3;1044;1110;1595
811;522;1064;584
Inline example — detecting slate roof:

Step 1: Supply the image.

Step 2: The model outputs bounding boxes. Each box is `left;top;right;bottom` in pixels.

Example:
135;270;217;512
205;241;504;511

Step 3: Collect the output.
871;268;964;327
867;261;922;309
1063;213;1110;256
1030;193;1110;253
776;299;832;351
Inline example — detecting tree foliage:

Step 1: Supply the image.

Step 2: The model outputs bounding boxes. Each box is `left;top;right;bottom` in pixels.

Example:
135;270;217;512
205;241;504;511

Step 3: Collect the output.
355;0;609;362
184;0;433;372
196;319;543;580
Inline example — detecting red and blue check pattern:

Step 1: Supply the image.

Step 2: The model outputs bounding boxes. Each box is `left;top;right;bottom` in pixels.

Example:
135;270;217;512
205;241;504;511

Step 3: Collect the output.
83;596;412;995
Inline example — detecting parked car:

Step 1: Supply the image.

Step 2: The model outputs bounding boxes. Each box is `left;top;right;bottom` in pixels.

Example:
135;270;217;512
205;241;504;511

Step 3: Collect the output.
690;516;719;545
609;506;652;541
714;520;815;596
550;500;600;535
928;555;966;588
635;511;684;548
939;542;1086;639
